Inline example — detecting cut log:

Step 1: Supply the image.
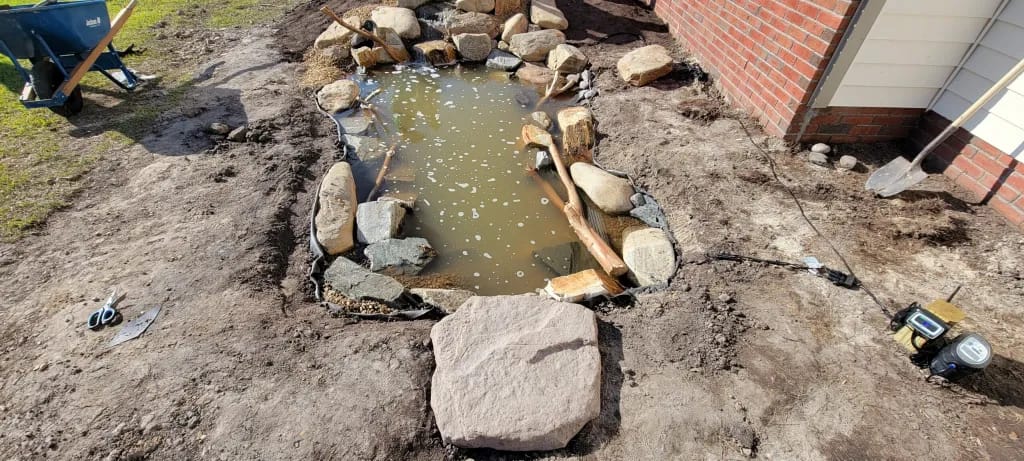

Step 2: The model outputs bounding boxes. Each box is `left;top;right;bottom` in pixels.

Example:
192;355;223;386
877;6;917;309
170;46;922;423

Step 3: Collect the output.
522;125;628;277
544;269;624;302
557;107;594;163
494;0;527;20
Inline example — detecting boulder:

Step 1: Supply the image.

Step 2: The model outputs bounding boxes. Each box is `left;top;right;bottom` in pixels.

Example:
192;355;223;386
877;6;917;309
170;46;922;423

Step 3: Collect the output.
508;29;565;62
530;111;552;129
430;295;601;450
569;162;634;214
414;40;458;66
621;226;675;286
456;0;494;13
617;45;674;86
811;143;832;154
494;0;527;20
316;80;361;114
547;44;587;73
449;12;502;38
344;134;384;160
356;201;406;244
515;63;564;92
838;155;858;170
352;46;377;68
378;191;419;209
372;27;410;64
530;0;568;30
315;163;358;255
314;17;359;50
808;151;829;167
324;257;405;304
485;49;523;71
364;238;437;275
371;7;421;39
452;33;493;61
501;12;528;42
544;269;624;302
411;288;476;313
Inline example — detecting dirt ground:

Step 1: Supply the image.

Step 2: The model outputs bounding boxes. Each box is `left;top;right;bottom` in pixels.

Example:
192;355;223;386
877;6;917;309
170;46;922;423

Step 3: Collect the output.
2;1;1023;460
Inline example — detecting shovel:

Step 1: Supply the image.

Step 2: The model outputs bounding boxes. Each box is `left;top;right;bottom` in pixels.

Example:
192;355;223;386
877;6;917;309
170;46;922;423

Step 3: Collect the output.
866;58;1024;197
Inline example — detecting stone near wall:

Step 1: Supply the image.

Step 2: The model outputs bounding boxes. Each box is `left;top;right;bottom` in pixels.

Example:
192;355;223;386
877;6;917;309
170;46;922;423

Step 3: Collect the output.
371;7;421;39
547;44;588;73
411;288;476;314
515;63;565;92
617;45;674;86
544;269;624;302
838;155;858;170
569;162;634;214
508;29;565;62
315;162;358;255
530;0;568;30
501;13;528;42
811;143;832;154
456;0;495;13
485;49;523;71
356;200;406;244
557;106;594;162
324;256;405;304
430;295;601;450
449;12;502;38
365;238;437;275
621;226;675;287
415;40;458;66
317;80;361;114
808;151;829;166
453;33;493;61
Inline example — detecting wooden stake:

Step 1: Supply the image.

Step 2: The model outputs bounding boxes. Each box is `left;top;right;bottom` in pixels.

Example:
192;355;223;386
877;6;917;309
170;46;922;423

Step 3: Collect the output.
320;6;408;63
522;125;628;277
526;167;566;209
367;143;399;200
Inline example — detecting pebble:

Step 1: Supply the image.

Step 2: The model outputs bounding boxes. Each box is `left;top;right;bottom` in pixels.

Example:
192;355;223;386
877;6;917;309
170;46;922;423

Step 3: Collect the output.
807;151;829;166
111;422;126;437
810;142;831;154
206;122;230;135
227;126;248;142
715;334;727;344
838;155;857;170
718;293;733;303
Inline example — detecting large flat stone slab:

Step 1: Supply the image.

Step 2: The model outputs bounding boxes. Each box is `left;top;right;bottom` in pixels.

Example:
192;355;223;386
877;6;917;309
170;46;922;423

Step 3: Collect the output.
324;257;405;304
430;295;601;451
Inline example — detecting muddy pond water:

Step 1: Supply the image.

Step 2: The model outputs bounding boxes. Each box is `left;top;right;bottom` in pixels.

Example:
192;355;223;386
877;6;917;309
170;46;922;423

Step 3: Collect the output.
349;65;598;295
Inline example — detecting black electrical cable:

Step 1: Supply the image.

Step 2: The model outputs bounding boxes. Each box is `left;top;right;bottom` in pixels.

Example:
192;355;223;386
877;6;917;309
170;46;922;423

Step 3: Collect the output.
738;120;894;319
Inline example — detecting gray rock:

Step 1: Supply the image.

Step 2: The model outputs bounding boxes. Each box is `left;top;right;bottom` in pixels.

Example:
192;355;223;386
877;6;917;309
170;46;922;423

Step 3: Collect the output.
364;238;437;275
808;151;829;166
508;29;565;62
629;192;647;207
317;79;361;113
411;288;476;313
371;7;421;39
811;142;832;154
227;126;247;142
324;257;405;303
340;113;373;136
430;295;600;450
356;201;407;244
535;150;553;170
453;33;493;62
378;191;418;209
531;0;568;30
344;135;384;159
629;204;667;229
530;111;552;129
569;162;634;214
485;49;523;71
206;122;230;135
449;12;502;38
838;155;857;170
315;163;358;255
621;226;675;286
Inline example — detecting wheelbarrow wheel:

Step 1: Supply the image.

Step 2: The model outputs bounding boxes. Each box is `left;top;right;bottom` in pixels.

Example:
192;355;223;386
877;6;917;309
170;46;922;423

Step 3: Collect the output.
30;59;85;117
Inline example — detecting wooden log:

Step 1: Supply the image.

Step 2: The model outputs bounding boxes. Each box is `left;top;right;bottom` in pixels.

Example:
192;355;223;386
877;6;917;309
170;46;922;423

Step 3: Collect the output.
494;0;527;20
526;167;566;209
367;143;399;200
321;6;408;63
557;107;595;163
544;269;625;302
522;125;628;277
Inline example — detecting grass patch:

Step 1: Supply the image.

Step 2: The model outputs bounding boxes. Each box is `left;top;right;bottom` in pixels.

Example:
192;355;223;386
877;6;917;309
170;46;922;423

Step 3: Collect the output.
0;0;298;240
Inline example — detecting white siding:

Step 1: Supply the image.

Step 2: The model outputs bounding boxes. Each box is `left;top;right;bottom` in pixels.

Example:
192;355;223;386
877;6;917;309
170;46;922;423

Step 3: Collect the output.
933;3;1024;159
827;0;1002;108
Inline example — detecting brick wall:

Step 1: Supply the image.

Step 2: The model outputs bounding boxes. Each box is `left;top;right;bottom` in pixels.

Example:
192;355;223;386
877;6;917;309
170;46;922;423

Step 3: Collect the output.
798;107;924;143
648;0;860;138
910;111;1024;229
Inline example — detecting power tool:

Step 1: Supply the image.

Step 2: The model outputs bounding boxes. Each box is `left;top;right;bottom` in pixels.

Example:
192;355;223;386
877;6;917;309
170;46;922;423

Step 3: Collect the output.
889;288;992;381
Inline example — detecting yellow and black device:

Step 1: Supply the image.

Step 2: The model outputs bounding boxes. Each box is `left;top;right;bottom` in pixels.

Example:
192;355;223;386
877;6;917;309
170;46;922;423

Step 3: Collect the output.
889;289;992;381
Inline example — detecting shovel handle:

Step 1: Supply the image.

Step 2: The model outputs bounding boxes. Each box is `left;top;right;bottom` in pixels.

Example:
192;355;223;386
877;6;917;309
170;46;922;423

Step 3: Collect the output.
911;57;1024;169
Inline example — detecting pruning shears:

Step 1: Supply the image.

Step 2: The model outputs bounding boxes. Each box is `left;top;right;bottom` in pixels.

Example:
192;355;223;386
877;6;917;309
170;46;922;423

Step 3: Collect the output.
87;289;123;331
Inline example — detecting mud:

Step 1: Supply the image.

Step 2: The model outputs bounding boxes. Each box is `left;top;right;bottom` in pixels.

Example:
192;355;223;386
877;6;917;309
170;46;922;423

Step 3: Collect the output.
0;1;1022;460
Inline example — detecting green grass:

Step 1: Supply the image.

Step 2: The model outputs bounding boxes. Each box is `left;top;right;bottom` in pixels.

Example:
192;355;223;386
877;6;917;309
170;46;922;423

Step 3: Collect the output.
0;0;298;240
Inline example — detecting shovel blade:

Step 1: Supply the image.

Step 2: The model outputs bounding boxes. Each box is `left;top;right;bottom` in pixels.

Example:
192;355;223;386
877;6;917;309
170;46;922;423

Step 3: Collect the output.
865;157;928;196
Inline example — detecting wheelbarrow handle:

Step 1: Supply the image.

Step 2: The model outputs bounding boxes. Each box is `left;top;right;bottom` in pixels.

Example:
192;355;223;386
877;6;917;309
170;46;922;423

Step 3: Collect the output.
55;0;138;98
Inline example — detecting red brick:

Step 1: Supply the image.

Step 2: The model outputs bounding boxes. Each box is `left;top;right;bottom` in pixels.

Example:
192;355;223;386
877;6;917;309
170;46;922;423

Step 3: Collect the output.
994;182;1021;203
973;152;1011;176
952;156;984;179
955;174;988;201
990;197;1024;226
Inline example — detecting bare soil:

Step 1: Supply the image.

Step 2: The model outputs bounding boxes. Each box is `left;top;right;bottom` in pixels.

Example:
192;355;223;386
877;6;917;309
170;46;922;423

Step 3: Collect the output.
2;1;1023;460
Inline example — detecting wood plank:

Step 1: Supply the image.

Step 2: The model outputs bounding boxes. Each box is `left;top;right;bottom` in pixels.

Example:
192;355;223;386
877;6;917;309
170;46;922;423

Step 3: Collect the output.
844;62;955;88
544;269;624;303
855;39;971;67
56;0;137;97
882;0;1001;18
867;15;989;43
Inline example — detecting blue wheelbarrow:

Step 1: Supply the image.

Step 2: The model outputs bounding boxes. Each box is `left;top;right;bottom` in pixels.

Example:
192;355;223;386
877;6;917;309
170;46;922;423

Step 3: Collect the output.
0;0;138;116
